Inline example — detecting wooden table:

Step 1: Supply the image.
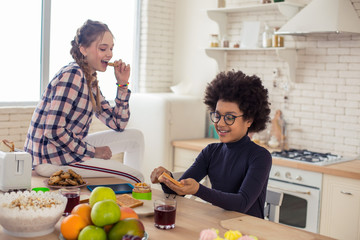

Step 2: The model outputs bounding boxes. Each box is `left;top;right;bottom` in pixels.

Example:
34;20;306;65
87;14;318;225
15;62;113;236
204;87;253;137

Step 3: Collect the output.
0;172;335;240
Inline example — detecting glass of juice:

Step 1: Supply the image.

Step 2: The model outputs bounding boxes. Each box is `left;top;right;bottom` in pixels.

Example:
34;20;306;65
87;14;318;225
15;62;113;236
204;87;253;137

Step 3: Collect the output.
154;199;177;229
59;188;80;216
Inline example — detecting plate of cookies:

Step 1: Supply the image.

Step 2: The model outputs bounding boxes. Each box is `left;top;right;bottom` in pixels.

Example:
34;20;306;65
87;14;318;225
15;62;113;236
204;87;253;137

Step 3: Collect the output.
44;169;87;189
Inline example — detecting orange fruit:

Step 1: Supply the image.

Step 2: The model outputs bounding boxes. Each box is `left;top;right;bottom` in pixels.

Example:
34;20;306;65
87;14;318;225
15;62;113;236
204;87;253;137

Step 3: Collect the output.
120;206;139;220
60;214;87;240
71;203;93;225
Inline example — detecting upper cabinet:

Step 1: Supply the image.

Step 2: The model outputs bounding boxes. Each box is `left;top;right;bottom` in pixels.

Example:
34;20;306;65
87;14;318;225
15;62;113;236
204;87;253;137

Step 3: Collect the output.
204;1;306;82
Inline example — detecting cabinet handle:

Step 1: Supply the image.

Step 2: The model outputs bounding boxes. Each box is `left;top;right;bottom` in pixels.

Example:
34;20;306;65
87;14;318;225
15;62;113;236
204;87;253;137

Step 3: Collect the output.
340;190;353;195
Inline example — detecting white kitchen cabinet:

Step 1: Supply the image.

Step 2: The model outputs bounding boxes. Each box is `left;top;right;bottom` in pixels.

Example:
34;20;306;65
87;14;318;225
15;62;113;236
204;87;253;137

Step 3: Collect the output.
205;2;305;82
320;174;360;239
173;148;199;172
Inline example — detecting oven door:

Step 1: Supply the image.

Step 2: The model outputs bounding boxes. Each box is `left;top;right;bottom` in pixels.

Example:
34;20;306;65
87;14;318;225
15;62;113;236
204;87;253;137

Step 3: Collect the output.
268;179;320;233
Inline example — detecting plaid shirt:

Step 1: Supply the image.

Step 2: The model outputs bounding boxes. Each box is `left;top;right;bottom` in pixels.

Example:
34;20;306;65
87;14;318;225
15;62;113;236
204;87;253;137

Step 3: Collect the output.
24;62;130;166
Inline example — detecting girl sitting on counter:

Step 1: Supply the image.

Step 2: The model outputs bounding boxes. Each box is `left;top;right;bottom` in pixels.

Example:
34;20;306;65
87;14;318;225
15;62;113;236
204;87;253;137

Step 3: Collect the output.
24;20;144;183
151;70;272;218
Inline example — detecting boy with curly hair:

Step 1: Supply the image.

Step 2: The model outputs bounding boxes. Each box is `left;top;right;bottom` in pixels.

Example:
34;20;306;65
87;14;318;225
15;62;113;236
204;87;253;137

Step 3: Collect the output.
151;71;272;218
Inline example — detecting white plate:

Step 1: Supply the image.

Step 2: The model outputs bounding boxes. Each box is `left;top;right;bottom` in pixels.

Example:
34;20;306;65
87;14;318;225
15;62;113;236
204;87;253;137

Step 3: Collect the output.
133;199;154;217
43;179;88;189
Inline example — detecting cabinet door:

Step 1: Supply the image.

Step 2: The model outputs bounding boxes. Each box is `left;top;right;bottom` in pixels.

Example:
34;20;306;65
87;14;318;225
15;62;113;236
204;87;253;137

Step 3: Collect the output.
320;175;360;239
173;148;199;172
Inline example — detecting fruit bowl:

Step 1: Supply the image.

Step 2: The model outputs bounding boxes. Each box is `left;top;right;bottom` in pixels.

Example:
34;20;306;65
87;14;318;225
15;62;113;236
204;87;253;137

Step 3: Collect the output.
0;190;67;238
59;231;149;240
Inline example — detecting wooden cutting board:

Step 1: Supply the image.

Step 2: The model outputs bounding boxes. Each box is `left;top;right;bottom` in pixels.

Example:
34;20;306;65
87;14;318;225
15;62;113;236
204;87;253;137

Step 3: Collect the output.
220;216;334;240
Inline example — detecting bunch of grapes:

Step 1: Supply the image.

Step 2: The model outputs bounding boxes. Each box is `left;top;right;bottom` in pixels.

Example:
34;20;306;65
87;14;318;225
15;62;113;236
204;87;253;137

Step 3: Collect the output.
122;234;142;240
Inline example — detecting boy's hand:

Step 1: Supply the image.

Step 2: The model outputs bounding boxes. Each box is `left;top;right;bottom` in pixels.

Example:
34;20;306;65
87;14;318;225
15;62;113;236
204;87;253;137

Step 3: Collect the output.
150;166;170;184
163;178;200;196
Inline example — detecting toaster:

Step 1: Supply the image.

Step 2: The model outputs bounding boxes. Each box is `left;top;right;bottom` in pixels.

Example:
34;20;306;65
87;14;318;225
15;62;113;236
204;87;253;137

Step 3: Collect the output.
0;151;32;191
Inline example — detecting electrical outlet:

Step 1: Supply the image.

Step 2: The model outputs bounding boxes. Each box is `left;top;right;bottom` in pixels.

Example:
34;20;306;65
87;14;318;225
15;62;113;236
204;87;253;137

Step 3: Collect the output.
272;68;279;78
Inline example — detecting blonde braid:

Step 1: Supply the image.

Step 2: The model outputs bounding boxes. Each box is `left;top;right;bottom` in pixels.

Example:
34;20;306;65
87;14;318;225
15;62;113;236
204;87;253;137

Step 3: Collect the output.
70;20;110;114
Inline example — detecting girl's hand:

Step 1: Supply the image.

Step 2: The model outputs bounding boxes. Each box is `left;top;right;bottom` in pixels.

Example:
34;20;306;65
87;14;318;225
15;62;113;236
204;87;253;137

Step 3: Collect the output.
94;146;112;160
150;166;171;184
162;178;200;196
113;59;131;85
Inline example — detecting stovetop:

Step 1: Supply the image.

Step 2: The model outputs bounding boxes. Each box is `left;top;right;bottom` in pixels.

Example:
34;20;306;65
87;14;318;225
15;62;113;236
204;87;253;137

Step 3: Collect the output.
271;149;354;166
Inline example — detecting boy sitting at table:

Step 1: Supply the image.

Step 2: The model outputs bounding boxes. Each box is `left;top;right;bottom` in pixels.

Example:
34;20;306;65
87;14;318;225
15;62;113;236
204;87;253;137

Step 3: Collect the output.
150;70;272;219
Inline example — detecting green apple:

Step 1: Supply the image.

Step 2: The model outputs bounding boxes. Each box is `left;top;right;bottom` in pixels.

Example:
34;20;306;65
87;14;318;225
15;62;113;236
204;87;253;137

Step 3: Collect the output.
89;186;117;207
91;199;121;227
108;218;145;240
78;225;107;240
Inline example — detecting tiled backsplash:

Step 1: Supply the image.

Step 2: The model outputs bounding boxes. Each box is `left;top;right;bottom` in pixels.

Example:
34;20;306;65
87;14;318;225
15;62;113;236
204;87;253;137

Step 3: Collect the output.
223;0;360;157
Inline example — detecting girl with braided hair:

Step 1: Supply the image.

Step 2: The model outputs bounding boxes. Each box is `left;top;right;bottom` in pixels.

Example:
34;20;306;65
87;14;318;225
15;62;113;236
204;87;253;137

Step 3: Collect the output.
24;20;144;183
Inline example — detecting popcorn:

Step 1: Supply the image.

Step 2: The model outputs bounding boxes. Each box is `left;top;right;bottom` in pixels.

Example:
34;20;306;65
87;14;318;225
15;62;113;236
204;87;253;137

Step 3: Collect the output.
2;195;62;210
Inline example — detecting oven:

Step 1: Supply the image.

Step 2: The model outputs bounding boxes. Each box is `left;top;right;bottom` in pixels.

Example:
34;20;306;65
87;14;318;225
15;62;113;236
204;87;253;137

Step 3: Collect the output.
269;149;355;233
268;165;321;233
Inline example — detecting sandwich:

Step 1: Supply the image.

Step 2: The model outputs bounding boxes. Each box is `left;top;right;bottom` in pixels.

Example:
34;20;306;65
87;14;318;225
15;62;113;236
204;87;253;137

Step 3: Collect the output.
116;194;144;208
158;172;184;187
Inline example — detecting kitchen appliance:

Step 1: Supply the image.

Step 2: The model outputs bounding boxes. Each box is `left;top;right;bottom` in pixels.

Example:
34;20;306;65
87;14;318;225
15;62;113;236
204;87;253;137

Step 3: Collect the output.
268;165;321;233
272;149;354;166
0;151;32;191
268;149;354;233
276;0;360;35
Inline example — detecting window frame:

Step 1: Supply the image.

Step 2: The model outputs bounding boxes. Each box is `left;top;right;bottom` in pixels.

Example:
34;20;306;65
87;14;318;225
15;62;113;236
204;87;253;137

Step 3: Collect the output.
0;0;140;107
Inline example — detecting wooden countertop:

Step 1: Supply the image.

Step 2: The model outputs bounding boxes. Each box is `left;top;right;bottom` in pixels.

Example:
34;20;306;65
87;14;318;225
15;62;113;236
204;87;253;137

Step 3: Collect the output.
172;138;360;180
0;172;334;240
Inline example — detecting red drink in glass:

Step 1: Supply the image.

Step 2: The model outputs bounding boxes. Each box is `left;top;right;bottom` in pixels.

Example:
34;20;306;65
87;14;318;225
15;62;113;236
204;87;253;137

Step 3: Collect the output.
154;199;176;229
63;193;80;216
60;188;80;216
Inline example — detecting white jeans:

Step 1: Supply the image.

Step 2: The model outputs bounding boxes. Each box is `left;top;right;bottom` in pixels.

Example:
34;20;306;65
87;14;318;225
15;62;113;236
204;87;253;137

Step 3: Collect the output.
35;128;145;183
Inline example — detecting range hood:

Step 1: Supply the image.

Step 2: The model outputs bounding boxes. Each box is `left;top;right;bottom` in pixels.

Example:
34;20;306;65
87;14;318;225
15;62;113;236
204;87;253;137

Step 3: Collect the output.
276;0;360;35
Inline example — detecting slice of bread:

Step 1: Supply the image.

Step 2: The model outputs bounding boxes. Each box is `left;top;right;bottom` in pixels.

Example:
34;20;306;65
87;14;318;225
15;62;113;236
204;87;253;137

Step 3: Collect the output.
158;172;184;187
116;194;144;208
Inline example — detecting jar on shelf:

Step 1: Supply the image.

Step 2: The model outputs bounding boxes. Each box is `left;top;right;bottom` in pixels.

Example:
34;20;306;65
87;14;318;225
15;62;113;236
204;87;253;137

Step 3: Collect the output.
272;27;284;47
262;25;273;48
218;0;226;8
222;35;229;48
210;34;220;48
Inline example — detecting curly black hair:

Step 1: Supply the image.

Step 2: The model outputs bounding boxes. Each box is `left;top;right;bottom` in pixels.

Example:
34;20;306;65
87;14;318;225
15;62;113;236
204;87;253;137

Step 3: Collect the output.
204;71;271;133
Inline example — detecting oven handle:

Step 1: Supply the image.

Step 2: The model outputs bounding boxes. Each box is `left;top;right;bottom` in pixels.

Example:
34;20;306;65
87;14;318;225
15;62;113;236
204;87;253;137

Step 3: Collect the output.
268;185;311;195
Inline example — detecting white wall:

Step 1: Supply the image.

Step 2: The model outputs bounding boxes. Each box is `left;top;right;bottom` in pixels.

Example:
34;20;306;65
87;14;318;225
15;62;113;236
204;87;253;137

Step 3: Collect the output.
172;0;219;97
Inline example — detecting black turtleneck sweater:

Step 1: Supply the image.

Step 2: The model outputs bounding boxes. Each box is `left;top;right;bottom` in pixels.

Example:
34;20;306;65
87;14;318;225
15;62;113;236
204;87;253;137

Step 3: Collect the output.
163;135;272;219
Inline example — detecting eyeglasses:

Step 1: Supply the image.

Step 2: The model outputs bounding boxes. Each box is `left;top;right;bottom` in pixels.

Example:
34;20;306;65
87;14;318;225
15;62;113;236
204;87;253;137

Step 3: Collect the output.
210;112;243;126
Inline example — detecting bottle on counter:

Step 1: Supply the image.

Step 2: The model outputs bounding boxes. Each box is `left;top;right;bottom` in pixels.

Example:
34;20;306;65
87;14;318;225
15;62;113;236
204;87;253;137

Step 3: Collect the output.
210;34;220;48
272;27;284;47
262;25;273;48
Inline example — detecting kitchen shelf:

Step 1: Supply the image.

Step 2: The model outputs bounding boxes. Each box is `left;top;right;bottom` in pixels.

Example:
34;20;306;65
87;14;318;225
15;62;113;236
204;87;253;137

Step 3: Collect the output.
205;47;286;51
205;47;298;82
206;1;305;19
204;2;305;82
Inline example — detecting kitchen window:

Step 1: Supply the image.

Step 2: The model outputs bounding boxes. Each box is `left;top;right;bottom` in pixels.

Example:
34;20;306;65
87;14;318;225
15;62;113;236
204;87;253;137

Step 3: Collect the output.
0;0;140;105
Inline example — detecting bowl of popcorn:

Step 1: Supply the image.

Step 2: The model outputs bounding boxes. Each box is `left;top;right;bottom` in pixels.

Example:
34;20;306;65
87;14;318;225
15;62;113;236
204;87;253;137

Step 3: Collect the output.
0;190;67;237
